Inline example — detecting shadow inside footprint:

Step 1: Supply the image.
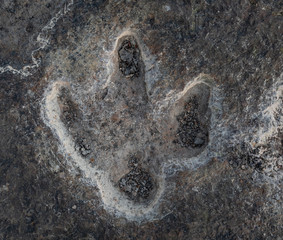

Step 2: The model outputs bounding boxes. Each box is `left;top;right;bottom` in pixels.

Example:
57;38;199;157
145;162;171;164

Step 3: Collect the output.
156;80;212;160
119;168;154;202
111;35;149;117
58;87;80;128
175;96;208;148
118;36;141;78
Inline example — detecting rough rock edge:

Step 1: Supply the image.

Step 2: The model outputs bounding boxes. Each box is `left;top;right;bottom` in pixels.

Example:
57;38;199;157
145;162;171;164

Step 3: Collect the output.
0;0;74;77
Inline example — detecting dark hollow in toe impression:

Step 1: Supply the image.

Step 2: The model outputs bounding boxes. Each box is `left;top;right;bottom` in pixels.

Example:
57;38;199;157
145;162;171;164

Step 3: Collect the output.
114;35;148;116
175;96;209;148
57;87;80;128
118;37;141;78
118;155;155;203
118;168;154;202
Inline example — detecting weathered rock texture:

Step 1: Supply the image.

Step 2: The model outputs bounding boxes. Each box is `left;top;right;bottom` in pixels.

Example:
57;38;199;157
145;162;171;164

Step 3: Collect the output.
0;0;282;239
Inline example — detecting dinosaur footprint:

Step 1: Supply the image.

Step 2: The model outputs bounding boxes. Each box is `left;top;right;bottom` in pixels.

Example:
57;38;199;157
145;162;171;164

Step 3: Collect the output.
41;32;212;220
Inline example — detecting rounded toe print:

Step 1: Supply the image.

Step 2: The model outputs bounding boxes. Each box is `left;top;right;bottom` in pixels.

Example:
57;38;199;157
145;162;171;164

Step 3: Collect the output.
41;31;215;221
118;36;141;78
173;82;211;152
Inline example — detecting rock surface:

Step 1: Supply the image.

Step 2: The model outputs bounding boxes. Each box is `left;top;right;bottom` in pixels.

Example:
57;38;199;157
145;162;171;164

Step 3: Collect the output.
0;0;282;239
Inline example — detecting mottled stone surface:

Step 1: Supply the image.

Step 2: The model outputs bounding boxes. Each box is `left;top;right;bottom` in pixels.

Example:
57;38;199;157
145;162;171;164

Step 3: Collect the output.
0;0;282;239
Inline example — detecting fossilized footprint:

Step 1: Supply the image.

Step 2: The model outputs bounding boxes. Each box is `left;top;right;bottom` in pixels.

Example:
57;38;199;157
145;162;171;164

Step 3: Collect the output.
41;32;213;220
